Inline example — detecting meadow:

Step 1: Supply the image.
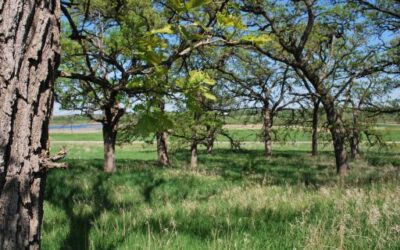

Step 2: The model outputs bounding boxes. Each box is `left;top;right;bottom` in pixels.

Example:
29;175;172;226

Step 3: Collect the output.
50;123;400;142
42;134;400;249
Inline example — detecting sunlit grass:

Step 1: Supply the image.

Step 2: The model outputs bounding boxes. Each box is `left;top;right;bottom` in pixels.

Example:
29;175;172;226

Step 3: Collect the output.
43;142;400;249
50;123;400;143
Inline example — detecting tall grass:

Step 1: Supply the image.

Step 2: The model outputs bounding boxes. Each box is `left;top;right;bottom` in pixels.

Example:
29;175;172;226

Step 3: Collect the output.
42;143;400;249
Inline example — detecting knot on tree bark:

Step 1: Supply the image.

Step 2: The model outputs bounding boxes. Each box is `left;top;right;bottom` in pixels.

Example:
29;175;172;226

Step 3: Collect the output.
39;147;68;170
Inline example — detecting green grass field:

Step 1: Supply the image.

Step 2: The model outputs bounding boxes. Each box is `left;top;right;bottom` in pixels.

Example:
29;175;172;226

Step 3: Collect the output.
50;124;400;142
42;141;400;249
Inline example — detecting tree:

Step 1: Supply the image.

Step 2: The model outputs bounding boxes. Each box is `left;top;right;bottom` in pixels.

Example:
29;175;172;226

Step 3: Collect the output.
0;0;63;248
58;0;227;172
173;108;226;168
217;49;301;157
221;0;387;175
171;69;221;168
345;74;397;159
354;0;400;95
121;95;174;167
58;0;169;172
156;101;171;166
353;0;400;31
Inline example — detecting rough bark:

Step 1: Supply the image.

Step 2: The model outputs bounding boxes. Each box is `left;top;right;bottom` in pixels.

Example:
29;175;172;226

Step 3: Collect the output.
262;106;273;158
350;132;360;160
0;1;61;249
190;142;198;169
299;65;350;175
101;103;124;173
156;131;170;166
324;102;349;176
102;122;117;173
311;99;320;156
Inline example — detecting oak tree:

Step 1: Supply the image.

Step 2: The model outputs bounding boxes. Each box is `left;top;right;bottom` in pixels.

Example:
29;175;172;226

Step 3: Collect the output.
0;1;63;248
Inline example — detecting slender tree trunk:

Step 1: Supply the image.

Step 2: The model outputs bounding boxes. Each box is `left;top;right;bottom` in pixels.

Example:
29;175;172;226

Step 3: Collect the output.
156;101;170;166
262;107;273;158
206;138;215;154
206;125;215;154
350;109;361;159
102;122;117;173
311;99;320;156
350;132;360;160
190;110;201;168
190;141;198;169
324;104;349;176
0;1;60;249
156;131;170;166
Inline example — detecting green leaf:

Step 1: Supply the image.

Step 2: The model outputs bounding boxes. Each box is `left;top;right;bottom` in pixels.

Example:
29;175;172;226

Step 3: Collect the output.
142;51;163;65
203;92;217;101
241;34;273;45
216;12;245;30
127;79;143;88
134;110;174;137
186;0;211;10
150;25;174;34
188;70;216;85
168;0;186;13
178;25;204;40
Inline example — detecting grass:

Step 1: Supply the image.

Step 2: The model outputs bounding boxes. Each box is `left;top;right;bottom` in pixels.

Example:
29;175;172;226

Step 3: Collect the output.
50;124;400;142
42;142;400;249
50;133;104;142
50;111;400;126
51;115;93;125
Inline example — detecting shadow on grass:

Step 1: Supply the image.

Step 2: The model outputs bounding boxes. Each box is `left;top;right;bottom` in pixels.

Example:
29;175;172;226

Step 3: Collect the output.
45;159;162;250
45;159;306;248
46;160;107;250
170;149;335;186
44;148;399;249
171;148;399;186
364;149;400;166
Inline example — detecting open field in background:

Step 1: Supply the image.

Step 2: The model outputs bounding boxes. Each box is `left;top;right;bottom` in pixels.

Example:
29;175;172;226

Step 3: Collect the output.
51;115;93;125
43;142;400;249
45;117;400;249
50;112;400;126
49;124;400;142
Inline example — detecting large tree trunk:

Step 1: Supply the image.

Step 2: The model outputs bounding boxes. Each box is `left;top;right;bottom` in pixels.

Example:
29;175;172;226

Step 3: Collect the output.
311;99;320;156
305;72;350;175
156;131;170;166
262;106;273;158
0;1;60;249
324;103;349;176
190;142;198;169
102;122;117;173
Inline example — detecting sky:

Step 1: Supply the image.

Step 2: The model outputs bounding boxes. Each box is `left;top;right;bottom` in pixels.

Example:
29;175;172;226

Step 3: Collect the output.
53;102;80;116
54;1;399;117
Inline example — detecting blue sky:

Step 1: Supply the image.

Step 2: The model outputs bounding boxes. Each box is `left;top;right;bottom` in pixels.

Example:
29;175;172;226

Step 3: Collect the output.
53;102;80;116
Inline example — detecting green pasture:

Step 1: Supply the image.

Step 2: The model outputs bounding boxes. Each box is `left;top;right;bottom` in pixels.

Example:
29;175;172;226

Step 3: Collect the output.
42;141;400;250
50;124;400;142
